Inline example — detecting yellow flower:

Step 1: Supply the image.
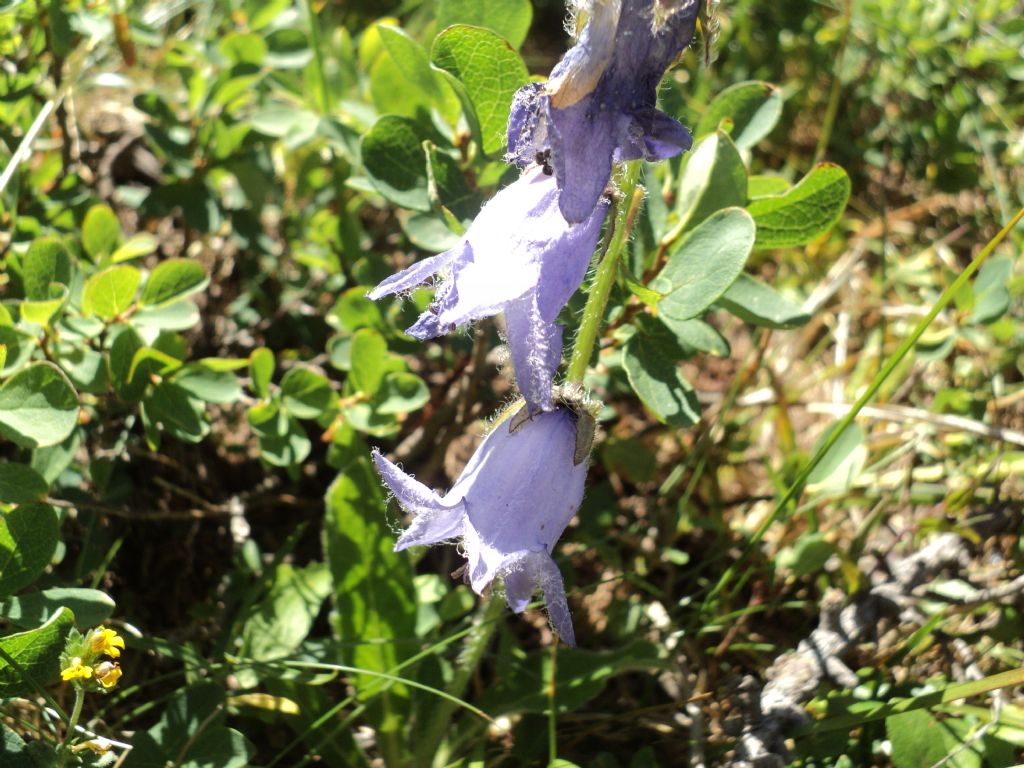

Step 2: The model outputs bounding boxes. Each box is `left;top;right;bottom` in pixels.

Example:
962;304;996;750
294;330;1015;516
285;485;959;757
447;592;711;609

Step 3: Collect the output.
94;661;122;690
61;657;93;682
88;627;125;659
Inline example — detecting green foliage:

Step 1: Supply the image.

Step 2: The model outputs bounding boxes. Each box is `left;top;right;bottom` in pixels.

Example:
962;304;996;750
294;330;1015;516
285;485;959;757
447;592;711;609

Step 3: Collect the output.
432;25;530;156
0;609;74;698
1;0;1018;766
747;163;852;248
435;0;533;49
0;504;59;597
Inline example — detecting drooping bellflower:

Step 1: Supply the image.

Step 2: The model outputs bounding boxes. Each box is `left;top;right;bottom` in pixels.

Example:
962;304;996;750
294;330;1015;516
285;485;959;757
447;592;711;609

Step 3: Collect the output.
367;168;607;413
372;406;590;645
507;0;699;222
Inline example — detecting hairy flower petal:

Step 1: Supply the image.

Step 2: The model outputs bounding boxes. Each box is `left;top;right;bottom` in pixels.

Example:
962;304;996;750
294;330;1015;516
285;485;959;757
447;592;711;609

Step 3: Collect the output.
375;408;589;643
372;450;467;549
508;0;699;222
368;170;605;412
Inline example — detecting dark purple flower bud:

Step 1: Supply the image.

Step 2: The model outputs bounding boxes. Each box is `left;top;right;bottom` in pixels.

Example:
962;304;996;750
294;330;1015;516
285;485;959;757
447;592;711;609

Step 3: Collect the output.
508;0;699;223
367;169;607;413
372;406;590;644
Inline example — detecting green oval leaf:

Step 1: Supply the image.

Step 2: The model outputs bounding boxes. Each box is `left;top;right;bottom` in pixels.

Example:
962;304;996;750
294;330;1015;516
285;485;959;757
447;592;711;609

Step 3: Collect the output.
0;503;59;598
432;25;529;156
673;131;747;234
82;203;122;260
696;80;783;150
717;273;810;329
349;329;389;396
0;607;73;697
655;207;756;320
436;0;533;49
375;371;429;415
249;348;275;399
22;238;72;301
0;363;79;448
747;163;850;248
281;367;336;419
361;116;432;212
0;587;115;630
82;265;141;320
140;259;209;307
0;464;48;504
622;320;701;427
370;25;441;119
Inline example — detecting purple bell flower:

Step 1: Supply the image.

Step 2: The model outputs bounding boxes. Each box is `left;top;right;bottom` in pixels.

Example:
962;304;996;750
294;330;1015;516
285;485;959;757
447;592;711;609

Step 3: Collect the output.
372;406;590;645
507;0;699;223
367;168;607;413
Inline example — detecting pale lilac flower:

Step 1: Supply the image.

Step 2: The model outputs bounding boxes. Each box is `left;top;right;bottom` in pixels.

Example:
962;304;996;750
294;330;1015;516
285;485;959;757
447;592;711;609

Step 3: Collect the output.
372;407;589;645
507;0;699;223
368;168;607;413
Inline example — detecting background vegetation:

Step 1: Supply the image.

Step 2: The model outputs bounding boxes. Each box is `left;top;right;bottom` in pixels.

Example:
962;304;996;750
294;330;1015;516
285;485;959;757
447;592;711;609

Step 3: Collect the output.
1;0;1022;766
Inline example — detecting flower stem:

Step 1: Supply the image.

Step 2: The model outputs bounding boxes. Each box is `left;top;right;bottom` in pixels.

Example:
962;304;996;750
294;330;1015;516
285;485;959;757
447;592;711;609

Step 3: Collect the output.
415;594;505;767
56;688;84;765
566;161;644;384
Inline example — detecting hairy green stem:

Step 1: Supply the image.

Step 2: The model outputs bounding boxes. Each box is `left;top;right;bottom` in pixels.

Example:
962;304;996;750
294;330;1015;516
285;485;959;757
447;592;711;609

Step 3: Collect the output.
566;162;644;384
415;595;506;767
56;688;84;765
705;205;1024;606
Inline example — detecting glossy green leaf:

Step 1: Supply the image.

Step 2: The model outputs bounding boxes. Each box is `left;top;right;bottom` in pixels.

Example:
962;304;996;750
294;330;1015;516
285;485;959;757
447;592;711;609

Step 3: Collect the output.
807;422;867;493
375;372;429;415
140;259;209;307
0;503;58;598
654;207;755;320
747;163;850;248
622;320;701;427
141;382;209;443
0;463;48;504
425;141;481;221
128;346;182;383
0;588;115;630
968;254;1012;324
19;285;68;326
361;116;431;211
22;238;72;301
249;401;311;467
370;25;441;119
82;204;122;260
172;366;243;404
250;348;275;399
658;316;730;357
718;274;810;329
349;328;388;396
432;25;529;156
238;563;331;662
0;363;79;448
748;174;791;199
111;233;159;263
281;367;336;419
82;265;141;321
674;131;747;233
0;327;35;376
436;0;533;48
696;81;783;149
0;607;73;697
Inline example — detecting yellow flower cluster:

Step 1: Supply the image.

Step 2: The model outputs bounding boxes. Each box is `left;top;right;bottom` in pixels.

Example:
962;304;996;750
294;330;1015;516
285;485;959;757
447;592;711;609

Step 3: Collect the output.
59;626;126;691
